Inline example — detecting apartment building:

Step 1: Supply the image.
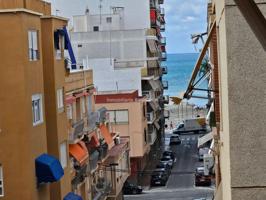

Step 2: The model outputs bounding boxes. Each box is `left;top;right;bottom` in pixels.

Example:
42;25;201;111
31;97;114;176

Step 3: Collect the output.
185;1;266;200
0;0;67;199
94;90;150;184
70;0;167;177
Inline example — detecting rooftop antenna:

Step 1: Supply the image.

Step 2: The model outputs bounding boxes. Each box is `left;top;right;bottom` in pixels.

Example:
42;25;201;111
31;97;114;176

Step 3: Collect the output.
99;0;103;24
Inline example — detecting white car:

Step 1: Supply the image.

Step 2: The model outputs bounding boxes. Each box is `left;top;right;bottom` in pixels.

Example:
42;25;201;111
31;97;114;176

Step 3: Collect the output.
160;156;174;168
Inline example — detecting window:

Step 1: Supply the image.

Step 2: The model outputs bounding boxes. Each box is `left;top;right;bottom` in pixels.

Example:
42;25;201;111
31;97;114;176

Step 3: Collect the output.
106;110;129;124
66;104;73;119
28;30;39;61
57;88;64;112
32;94;43;126
93;26;99;32
0;165;4;197
54;30;64;60
60;142;67;169
106;17;112;23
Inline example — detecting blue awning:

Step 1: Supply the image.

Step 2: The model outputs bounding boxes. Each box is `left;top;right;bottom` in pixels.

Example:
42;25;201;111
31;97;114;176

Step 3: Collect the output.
64;192;83;200
35;154;64;184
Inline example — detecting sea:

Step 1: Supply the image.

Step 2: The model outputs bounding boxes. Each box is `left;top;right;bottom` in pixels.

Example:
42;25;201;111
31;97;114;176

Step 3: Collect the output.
163;53;208;106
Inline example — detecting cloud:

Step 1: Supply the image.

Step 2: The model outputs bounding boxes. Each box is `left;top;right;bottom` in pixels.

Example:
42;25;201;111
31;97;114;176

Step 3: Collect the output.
164;0;208;53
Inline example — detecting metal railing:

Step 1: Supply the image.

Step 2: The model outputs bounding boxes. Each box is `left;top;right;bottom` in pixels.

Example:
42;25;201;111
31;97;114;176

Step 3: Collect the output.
162;80;168;89
71;164;87;187
97;143;108;161
87;112;98;133
69;119;84;142
160;24;165;31
146;112;155;123
160;37;166;45
160;52;167;61
89;150;99;172
160;7;165;16
162;66;168;74
142;90;155;101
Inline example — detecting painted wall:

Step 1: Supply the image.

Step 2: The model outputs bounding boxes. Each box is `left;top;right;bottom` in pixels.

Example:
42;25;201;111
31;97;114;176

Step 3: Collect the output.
215;0;266;199
85;58;143;96
95;100;149;158
0;11;49;200
86;0;150;30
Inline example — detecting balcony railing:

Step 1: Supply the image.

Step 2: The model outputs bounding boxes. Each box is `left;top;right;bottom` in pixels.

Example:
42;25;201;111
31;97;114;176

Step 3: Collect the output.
87;112;98;133
71;164;87;187
96;107;107;124
162;80;168;90
97;142;108;161
160;8;165;16
163;95;169;104
89;150;99;173
164;110;170;119
160;52;167;61
142;90;155;101
160;37;166;45
69;119;84;143
159;0;164;4
160;24;165;31
147;112;155;123
147;125;157;145
162;66;168;74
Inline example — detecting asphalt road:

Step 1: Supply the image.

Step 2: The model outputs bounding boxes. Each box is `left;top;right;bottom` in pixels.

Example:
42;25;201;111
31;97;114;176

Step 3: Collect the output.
124;188;214;200
125;131;214;200
165;132;203;189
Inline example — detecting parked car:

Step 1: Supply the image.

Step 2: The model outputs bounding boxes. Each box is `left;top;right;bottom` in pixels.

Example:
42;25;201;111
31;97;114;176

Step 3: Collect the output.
160;156;174;168
170;135;181;145
195;167;212;186
150;170;169;186
156;163;171;176
123;181;142;195
163;150;176;161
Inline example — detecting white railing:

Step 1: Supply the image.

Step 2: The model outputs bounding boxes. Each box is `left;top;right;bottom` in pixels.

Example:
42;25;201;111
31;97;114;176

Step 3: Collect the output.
142;90;155;101
146;112;155;123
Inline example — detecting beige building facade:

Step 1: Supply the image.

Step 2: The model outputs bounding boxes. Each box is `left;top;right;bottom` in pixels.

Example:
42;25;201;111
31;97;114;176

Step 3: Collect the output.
207;1;266;199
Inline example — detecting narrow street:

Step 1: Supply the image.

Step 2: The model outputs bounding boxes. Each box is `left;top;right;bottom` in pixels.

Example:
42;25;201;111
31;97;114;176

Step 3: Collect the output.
125;131;214;199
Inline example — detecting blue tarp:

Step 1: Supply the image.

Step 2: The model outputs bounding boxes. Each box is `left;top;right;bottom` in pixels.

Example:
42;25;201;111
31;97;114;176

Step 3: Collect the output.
64;192;83;200
63;26;77;69
35;153;64;184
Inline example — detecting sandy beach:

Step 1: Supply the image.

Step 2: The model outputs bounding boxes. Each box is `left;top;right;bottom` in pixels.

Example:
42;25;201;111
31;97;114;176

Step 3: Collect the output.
165;101;207;131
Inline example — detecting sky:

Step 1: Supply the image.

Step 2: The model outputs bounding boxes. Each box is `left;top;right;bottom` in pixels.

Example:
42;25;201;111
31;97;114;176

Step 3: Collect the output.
46;0;208;53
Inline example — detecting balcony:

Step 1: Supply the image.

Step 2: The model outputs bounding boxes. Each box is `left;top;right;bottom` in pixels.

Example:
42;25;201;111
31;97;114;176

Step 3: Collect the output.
162;66;168;74
159;0;164;4
142;90;155;101
160;24;165;32
87;112;98;133
162;80;168;90
160;52;167;61
160;37;166;45
96;107;107;124
147;111;155;124
160;8;165;16
69;119;85;143
97;142;108;161
89;150;99;173
161;45;166;52
147;125;157;145
65;69;93;93
71;164;87;187
163;95;170;104
164;110;170;119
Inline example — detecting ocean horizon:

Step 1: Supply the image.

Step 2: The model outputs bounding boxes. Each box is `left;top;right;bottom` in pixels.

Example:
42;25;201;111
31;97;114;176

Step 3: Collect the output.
163;53;208;106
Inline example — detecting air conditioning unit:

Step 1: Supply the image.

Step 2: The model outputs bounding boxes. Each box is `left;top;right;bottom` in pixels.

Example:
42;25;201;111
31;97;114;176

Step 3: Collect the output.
203;154;214;176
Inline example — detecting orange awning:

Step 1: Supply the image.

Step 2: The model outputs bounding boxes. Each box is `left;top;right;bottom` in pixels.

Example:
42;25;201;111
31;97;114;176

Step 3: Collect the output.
100;124;113;145
69;141;88;165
